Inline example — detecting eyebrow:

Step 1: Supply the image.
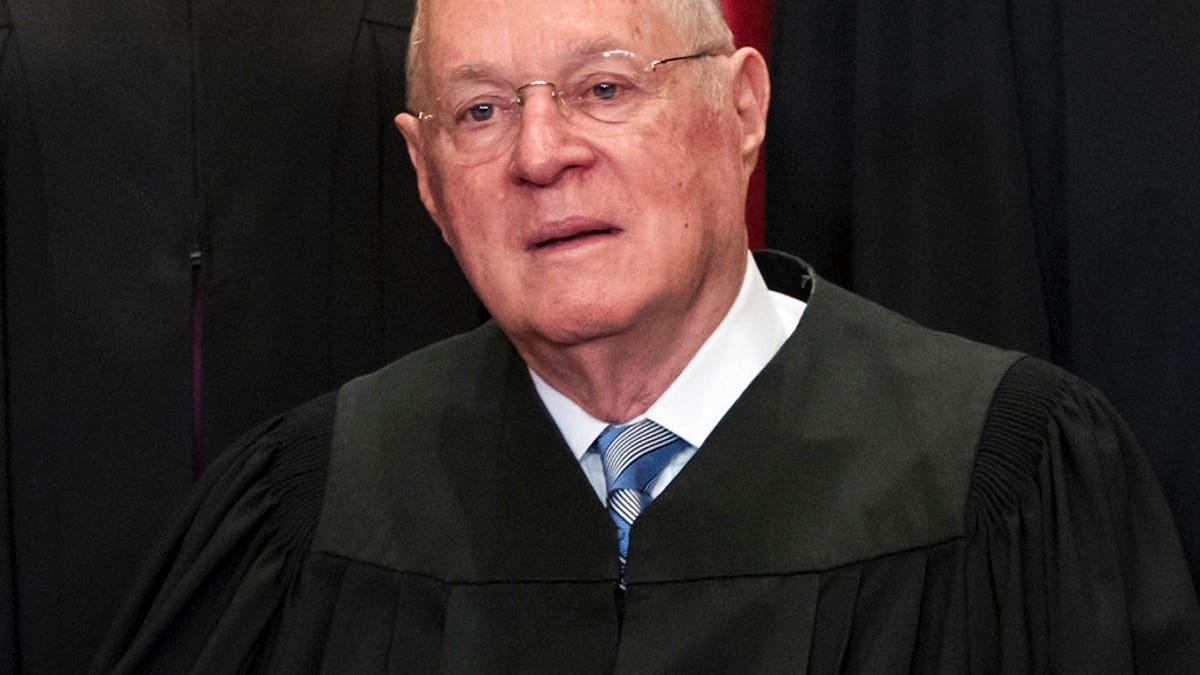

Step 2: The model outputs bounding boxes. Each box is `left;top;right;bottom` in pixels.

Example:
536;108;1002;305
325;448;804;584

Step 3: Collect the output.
567;35;627;57
441;34;634;85
445;63;504;84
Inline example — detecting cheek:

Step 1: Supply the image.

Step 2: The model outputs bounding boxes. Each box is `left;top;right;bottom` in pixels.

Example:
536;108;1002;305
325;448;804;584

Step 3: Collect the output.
646;112;739;214
655;106;733;175
432;172;497;249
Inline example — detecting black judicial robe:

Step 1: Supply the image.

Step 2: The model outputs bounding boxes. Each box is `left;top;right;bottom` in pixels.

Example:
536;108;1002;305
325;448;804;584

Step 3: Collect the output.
92;253;1200;673
2;1;479;669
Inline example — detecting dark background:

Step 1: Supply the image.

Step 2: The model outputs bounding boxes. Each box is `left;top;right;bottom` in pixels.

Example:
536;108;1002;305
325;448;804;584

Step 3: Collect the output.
764;0;1200;601
2;0;1196;672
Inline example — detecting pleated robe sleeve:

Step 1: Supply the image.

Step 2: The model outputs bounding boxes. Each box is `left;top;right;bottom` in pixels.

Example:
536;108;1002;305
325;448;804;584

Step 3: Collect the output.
962;357;1200;673
89;392;335;674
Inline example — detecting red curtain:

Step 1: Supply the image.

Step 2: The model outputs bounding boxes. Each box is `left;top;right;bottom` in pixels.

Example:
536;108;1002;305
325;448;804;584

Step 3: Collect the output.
720;0;775;249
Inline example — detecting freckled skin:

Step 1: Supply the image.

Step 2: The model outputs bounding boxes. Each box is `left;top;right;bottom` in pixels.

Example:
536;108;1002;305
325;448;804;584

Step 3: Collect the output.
397;0;769;421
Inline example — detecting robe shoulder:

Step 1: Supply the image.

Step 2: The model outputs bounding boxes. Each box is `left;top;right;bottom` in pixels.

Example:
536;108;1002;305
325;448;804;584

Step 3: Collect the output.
90;391;337;674
89;323;513;673
958;356;1200;672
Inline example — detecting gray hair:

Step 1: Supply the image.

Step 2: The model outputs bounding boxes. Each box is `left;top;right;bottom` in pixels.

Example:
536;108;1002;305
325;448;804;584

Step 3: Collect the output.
405;0;735;111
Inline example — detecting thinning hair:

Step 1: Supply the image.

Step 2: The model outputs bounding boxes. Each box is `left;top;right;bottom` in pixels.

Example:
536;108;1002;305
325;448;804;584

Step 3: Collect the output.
405;0;735;111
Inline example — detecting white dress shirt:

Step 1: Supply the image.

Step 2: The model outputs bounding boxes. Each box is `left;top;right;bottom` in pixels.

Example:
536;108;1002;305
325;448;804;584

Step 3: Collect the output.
530;252;807;503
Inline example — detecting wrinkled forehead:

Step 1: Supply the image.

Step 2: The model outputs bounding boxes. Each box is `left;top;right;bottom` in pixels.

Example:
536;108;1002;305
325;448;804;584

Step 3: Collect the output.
422;0;685;81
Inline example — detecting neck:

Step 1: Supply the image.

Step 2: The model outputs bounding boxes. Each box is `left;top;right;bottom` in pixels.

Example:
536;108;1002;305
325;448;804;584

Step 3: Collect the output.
516;260;746;423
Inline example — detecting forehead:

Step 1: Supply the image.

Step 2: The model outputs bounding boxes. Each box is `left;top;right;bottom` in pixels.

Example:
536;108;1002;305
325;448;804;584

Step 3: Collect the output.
423;0;683;77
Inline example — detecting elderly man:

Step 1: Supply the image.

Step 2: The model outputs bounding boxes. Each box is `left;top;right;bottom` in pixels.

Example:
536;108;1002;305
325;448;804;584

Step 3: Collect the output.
94;0;1199;672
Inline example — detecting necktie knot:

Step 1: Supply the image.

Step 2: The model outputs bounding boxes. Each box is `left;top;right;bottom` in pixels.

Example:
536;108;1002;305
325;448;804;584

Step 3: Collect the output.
594;419;688;574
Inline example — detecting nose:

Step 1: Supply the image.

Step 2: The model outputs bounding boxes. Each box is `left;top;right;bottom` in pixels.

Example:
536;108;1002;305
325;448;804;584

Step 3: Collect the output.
508;83;595;186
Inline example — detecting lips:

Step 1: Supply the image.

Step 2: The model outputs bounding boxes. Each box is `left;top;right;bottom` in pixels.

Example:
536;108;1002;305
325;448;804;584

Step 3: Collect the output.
527;218;620;251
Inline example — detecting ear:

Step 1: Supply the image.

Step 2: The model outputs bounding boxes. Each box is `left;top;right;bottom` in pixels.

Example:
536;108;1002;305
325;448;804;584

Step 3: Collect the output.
728;47;770;175
394;112;446;229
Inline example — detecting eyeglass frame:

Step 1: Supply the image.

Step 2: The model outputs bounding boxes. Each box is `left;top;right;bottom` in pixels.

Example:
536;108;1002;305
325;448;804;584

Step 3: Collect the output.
409;49;725;156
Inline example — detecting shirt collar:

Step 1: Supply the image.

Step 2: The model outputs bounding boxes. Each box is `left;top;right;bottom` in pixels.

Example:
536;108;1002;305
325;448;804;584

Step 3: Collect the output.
530;252;805;460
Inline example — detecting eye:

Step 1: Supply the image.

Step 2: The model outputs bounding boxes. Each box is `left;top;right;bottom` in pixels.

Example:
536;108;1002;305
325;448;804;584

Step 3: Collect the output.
467;103;495;122
568;74;640;110
452;98;508;126
567;72;644;122
590;81;621;101
581;75;642;103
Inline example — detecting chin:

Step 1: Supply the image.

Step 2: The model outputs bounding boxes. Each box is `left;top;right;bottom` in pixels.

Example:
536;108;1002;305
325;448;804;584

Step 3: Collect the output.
523;304;634;348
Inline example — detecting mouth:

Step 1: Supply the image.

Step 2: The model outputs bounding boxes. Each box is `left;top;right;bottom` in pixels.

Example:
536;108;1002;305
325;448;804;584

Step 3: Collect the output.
527;220;621;251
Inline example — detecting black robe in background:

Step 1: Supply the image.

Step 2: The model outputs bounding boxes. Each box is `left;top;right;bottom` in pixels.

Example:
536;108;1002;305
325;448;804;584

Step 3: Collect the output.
764;0;1200;590
0;0;479;671
92;253;1200;673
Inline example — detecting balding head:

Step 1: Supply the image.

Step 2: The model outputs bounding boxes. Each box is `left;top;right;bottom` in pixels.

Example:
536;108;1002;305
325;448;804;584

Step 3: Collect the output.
404;0;734;111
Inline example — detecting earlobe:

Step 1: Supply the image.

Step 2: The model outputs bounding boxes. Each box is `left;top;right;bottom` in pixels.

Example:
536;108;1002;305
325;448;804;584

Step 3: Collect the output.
394;112;444;227
730;47;770;173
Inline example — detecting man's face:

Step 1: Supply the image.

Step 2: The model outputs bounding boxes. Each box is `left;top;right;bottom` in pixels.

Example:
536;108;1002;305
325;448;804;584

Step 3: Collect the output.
398;0;760;353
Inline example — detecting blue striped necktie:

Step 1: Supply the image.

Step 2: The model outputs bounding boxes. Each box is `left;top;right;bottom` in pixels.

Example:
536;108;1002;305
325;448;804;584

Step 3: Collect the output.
595;420;689;572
